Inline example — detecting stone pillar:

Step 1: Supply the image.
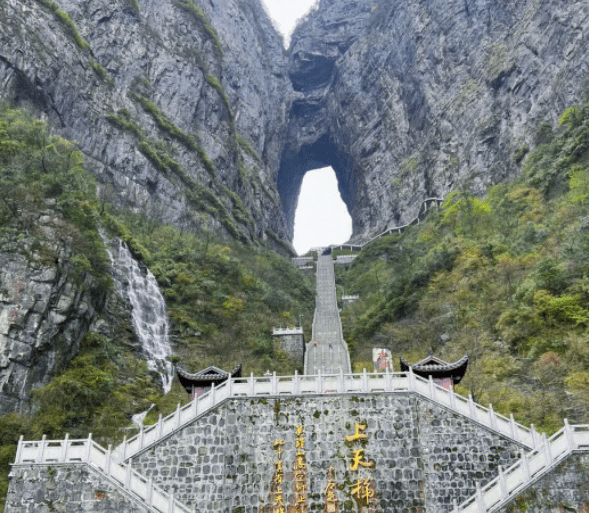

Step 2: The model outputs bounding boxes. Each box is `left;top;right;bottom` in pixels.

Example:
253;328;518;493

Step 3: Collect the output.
272;327;304;363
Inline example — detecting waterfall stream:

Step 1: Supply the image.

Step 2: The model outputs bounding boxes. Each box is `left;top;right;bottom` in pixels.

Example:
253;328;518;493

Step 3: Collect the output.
104;236;174;392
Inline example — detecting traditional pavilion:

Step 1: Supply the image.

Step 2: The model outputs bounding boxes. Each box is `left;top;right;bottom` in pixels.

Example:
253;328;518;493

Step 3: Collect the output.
176;364;242;399
399;354;468;391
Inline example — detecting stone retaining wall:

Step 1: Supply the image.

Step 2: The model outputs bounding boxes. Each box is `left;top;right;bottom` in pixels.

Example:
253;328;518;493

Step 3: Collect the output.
131;393;525;513
498;453;589;513
5;464;147;512
273;332;305;363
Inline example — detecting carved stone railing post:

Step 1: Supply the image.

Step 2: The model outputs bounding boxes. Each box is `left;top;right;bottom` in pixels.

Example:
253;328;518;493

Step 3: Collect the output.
475;481;485;513
521;452;531;481
449;387;456;409
125;459;133;488
146;477;153;506
509;414;517;440
488;404;496;430
139;423;144;450
38;435;47;463
428;375;435;398
62;433;70;462
249;373;255;397
564;419;577;451
543;434;553;465
15;435;24;464
106;444;112;475
175;403;181;429
468;395;477;420
192;395;198;418
85;433;92;462
498;466;508;501
120;436;127;461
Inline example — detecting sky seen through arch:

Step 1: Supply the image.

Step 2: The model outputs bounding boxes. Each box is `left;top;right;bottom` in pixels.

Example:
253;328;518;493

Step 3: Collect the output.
293;168;353;255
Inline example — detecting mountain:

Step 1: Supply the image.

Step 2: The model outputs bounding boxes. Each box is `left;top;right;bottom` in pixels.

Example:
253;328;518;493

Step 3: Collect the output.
1;0;589;506
0;0;291;245
281;0;589;240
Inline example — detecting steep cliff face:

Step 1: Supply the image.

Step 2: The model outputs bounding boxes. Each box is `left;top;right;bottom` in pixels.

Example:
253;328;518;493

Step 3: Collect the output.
282;0;589;240
0;207;106;414
0;0;292;244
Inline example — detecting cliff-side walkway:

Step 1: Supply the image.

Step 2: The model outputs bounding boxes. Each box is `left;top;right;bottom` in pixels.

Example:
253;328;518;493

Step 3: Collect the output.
304;254;351;375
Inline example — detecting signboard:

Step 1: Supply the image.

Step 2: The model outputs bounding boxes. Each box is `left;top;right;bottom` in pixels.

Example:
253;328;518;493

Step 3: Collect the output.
372;348;393;372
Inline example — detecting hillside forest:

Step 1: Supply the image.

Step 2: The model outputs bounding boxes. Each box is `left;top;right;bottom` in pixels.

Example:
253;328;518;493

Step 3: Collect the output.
1;99;589;506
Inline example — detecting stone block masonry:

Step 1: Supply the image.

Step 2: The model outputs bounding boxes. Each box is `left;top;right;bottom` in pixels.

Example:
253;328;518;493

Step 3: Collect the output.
498;453;589;513
272;330;305;363
6;465;148;512
131;393;525;513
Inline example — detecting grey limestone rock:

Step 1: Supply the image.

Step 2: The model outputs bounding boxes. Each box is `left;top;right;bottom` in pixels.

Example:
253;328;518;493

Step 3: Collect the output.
281;0;589;241
0;210;106;414
0;0;292;246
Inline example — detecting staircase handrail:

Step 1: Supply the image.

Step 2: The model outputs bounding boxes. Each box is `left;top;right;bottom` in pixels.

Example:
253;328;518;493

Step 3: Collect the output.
330;197;445;253
456;422;589;513
13;434;192;513
111;369;539;462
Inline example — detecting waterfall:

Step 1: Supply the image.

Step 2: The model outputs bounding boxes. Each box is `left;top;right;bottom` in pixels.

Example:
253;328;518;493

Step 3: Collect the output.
104;236;174;392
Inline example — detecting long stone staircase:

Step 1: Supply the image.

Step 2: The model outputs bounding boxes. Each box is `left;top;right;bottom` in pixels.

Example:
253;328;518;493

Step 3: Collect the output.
11;368;589;511
8;248;589;512
304;253;352;375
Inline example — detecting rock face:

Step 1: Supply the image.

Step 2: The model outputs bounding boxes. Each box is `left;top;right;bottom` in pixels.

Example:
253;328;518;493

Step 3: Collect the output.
0;0;292;244
280;0;589;240
0;208;105;414
2;0;589;244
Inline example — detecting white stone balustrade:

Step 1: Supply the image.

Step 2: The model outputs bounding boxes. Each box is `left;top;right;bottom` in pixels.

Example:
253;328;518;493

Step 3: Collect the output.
14;434;192;513
106;369;541;463
456;422;589;513
15;371;588;513
291;256;314;267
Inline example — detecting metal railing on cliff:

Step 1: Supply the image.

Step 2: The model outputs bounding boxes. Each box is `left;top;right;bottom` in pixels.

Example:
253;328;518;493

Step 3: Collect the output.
330;197;444;253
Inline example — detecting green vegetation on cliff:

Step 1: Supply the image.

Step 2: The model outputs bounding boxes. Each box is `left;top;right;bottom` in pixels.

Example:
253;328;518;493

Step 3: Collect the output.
0;104;313;508
339;101;589;433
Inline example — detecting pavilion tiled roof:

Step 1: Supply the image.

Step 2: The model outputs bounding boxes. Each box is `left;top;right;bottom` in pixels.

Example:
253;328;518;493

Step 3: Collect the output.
176;364;242;394
399;354;468;384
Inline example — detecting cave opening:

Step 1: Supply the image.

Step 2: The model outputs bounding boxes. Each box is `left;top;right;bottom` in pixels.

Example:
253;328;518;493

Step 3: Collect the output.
277;133;354;245
292;167;352;255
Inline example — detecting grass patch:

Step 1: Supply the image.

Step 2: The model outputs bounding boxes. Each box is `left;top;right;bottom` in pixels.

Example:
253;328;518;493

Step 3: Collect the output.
173;0;223;55
34;0;89;51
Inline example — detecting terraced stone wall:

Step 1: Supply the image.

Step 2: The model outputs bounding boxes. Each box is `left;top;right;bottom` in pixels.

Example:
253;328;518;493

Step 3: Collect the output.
5;465;144;512
131;392;526;512
498;453;589;513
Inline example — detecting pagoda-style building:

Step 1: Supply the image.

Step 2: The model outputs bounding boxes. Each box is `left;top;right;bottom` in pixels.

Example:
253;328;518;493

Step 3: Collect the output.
176;364;242;399
399;354;468;391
